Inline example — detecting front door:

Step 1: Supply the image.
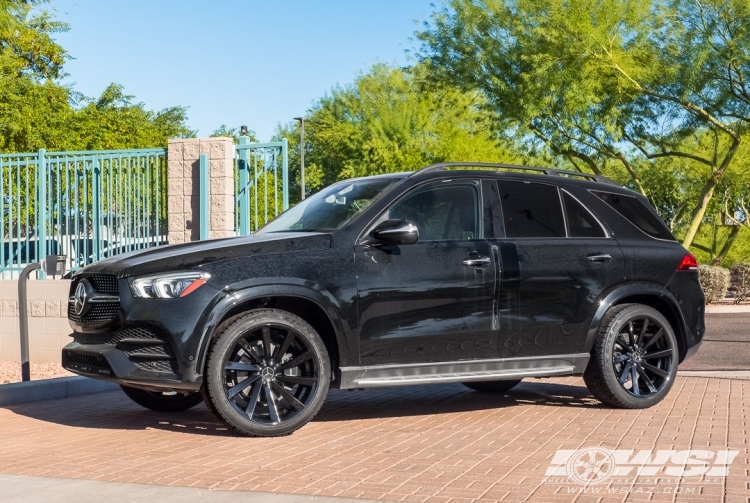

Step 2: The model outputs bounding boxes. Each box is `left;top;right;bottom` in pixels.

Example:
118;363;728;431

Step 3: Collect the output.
355;179;497;365
491;180;625;358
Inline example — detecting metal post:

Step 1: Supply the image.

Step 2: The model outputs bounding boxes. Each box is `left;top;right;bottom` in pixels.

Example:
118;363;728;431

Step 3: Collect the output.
199;153;209;240
37;149;47;278
238;137;251;236
281;138;289;210
300;119;305;200
92;158;101;261
18;262;40;381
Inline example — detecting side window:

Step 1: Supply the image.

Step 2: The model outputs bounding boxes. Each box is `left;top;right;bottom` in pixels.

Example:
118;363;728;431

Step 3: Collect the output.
497;181;566;238
563;192;606;238
592;191;675;240
389;181;480;241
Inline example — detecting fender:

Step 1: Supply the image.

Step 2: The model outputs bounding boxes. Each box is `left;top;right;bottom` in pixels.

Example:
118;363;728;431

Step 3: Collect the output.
584;281;688;358
194;277;354;371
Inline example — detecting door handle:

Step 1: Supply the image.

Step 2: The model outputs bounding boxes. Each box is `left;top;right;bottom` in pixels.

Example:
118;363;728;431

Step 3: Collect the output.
587;254;612;262
463;256;491;267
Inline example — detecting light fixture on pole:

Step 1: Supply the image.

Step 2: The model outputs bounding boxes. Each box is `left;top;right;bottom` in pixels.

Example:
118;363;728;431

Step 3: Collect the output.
240;125;248;136
293;117;305;200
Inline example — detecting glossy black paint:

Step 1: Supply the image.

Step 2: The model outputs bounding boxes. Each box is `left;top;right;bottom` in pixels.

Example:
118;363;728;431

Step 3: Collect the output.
62;166;705;392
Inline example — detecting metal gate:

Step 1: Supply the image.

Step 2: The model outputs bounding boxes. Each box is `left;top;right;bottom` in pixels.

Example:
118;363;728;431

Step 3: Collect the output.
234;137;289;235
1;148;167;278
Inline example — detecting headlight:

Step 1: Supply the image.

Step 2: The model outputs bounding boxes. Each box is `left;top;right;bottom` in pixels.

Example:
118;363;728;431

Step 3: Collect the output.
129;272;211;299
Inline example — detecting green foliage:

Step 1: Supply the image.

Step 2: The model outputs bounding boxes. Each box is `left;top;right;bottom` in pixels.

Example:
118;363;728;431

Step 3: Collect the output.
211;125;258;144
0;0;192;153
697;264;730;303
274;64;524;203
730;263;750;303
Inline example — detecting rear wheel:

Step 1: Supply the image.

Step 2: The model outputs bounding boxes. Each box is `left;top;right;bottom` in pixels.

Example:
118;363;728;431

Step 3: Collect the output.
204;309;330;437
584;304;678;409
120;385;203;412
462;379;521;393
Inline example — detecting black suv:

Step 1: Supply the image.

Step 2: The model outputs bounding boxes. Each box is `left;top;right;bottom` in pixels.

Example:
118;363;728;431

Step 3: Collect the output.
63;163;704;437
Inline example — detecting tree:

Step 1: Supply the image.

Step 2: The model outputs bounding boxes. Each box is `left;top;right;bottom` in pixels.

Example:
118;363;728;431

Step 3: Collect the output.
416;0;750;249
274;64;524;203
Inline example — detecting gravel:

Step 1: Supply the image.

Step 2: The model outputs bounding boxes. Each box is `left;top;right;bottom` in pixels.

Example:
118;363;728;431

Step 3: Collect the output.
0;361;75;384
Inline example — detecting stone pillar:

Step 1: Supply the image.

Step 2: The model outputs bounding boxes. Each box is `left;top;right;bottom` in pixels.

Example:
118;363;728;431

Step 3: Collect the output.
167;137;235;243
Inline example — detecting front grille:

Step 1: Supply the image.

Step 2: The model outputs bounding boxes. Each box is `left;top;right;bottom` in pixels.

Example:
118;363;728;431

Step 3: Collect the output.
68;302;120;323
68;274;120;324
64;350;111;370
73;326;178;375
88;274;119;294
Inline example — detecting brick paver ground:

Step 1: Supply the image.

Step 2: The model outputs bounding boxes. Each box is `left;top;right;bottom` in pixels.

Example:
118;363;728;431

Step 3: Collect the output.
0;376;748;503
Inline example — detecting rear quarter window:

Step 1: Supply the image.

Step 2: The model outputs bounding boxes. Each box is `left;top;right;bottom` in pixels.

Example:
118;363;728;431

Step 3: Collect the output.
592;191;675;241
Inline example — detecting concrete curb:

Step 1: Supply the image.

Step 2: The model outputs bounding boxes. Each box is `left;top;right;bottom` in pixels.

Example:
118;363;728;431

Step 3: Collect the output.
678;370;750;379
0;376;119;406
705;304;750;313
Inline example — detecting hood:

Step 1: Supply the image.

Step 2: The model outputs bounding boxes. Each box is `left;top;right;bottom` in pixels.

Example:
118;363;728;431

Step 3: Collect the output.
77;232;331;278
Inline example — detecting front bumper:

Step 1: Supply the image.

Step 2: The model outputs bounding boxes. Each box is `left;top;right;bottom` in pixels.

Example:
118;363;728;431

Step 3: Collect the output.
64;272;224;392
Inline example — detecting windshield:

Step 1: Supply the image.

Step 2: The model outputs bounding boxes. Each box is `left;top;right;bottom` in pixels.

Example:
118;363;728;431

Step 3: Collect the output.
256;177;401;234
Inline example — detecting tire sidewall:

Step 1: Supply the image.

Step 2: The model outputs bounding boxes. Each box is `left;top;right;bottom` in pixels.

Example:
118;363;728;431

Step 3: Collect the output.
599;306;678;408
206;310;330;436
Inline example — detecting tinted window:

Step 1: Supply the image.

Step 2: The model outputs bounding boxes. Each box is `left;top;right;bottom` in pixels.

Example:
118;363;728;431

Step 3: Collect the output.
497;181;565;238
592;191;675;240
563;192;606;238
389;182;479;241
257;178;399;233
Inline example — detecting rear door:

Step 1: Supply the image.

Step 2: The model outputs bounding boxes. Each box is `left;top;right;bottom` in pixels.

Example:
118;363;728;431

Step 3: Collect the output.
490;180;625;358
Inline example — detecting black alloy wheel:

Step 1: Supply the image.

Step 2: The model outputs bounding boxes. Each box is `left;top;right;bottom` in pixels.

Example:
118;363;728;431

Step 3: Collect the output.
584;304;678;409
205;309;330;437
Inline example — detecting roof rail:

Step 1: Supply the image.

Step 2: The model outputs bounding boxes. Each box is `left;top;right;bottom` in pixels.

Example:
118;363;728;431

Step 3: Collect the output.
412;162;620;186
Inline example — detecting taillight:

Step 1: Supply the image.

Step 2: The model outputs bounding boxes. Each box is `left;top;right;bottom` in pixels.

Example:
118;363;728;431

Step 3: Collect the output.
677;254;698;271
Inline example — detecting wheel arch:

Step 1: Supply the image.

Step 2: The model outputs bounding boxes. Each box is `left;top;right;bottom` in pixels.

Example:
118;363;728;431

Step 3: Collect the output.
585;283;689;362
194;282;352;376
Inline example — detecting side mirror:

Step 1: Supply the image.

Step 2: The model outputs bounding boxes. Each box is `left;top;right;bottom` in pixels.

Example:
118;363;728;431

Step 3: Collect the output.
372;219;419;245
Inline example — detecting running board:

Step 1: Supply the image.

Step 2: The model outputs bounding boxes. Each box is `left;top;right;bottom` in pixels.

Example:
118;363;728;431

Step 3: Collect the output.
338;354;589;389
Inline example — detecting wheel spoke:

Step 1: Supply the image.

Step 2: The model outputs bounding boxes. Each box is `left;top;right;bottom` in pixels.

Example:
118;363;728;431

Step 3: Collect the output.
613;353;629;364
264;384;280;423
615;334;631;351
274;329;296;361
227;374;260;399
619;361;633;384
244;381;262;417
262;327;273;360
277;375;317;386
270;381;305;410
627;321;636;347
644;348;673;360
237;339;263;364
630;364;640;396
642;362;669;378
224;362;259;372
635;364;658;393
642;328;664;351
277;351;313;372
639;318;649;344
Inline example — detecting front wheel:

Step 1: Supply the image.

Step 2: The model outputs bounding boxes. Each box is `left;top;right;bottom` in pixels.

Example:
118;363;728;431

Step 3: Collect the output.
584;304;678;409
120;385;203;412
204;309;330;437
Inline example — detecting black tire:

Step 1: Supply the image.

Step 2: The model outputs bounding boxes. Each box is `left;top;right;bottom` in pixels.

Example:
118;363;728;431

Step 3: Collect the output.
583;304;678;409
462;379;522;393
204;308;331;437
120;385;203;412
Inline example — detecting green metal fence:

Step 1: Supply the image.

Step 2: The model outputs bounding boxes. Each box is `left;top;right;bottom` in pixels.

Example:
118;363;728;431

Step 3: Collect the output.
235;137;288;235
1;148;167;278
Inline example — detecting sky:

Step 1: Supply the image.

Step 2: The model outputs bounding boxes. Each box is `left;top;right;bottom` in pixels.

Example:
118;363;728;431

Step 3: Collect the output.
51;1;437;141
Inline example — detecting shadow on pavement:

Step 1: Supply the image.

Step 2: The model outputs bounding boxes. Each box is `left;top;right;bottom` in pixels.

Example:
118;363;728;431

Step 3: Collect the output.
2;380;602;436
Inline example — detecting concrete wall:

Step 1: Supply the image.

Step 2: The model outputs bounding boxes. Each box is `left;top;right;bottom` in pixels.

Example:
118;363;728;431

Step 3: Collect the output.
167;137;235;243
0;280;72;363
